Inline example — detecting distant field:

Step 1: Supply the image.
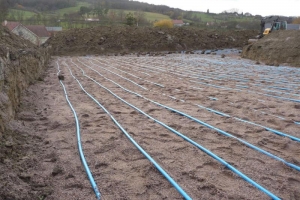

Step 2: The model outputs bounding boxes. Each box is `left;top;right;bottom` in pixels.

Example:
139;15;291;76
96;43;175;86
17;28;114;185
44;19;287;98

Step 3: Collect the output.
191;12;215;22
111;9;170;22
144;11;171;22
8;9;37;19
55;2;90;16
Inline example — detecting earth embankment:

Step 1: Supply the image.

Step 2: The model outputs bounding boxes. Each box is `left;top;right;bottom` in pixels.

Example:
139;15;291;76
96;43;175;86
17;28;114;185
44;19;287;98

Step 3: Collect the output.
46;26;258;56
242;30;300;67
0;26;51;199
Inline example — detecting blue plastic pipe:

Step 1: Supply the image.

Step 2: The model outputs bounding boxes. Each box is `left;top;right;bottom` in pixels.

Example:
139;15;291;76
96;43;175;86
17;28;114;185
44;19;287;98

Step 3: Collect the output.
196;104;300;142
69;60;281;200
63;62;192;200
73;59;300;171
57;62;101;200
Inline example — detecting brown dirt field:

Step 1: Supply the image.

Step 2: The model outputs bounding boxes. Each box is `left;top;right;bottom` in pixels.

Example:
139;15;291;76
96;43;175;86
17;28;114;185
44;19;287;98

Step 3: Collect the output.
242;30;300;67
46;27;258;56
12;53;299;199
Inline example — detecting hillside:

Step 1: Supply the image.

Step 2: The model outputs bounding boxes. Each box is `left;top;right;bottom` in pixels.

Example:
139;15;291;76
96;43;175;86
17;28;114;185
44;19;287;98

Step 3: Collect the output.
6;0;261;30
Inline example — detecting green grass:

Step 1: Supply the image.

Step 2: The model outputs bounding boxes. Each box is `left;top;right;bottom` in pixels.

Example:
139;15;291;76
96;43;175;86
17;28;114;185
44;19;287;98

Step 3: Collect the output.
111;9;170;22
144;11;170;22
190;12;256;23
55;2;90;15
191;12;215;22
8;9;37;19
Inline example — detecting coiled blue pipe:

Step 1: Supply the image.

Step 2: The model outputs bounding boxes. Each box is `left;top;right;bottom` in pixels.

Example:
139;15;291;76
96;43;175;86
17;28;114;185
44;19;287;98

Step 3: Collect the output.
57;62;101;200
63;62;192;200
70;60;281;200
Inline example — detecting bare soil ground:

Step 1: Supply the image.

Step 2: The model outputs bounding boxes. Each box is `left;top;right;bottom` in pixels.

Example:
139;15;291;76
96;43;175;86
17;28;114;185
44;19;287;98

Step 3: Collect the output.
10;53;299;200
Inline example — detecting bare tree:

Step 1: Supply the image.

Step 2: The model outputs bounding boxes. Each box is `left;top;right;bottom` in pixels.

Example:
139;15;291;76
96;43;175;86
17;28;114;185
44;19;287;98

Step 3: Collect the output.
0;0;9;22
134;10;145;26
117;9;125;21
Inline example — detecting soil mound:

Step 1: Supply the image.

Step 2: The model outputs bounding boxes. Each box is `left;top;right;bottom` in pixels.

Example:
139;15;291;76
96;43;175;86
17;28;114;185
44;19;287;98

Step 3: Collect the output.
46;26;258;56
242;30;300;67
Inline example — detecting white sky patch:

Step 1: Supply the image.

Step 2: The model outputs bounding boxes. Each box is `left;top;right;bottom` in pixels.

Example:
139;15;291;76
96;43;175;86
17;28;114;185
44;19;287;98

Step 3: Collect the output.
140;0;300;17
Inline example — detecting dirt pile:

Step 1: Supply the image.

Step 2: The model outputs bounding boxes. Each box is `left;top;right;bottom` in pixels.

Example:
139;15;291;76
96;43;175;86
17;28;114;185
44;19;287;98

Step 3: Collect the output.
46;26;258;56
0;26;51;199
242;30;300;67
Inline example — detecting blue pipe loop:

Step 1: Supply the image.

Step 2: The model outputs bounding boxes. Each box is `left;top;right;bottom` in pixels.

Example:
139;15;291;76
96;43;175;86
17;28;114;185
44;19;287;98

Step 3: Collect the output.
57;62;101;200
64;62;192;200
71;59;281;200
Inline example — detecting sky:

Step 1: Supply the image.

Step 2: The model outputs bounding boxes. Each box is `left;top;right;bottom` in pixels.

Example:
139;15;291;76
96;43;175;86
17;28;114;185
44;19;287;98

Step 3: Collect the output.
140;0;300;17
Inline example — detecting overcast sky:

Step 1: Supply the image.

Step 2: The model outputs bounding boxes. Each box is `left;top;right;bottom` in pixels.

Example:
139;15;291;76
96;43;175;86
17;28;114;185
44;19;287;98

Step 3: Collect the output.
140;0;300;17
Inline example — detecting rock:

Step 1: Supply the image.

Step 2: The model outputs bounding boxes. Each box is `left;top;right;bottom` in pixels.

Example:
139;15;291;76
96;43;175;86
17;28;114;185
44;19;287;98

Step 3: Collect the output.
52;165;63;176
82;114;89;118
58;75;64;80
221;54;226;58
65;173;75;179
9;52;17;60
5;141;13;148
18;173;31;183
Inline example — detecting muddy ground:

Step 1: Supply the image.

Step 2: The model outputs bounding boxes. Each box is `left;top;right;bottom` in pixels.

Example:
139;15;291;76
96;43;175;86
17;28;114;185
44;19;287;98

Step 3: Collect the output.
8;53;299;200
242;30;300;67
46;27;258;56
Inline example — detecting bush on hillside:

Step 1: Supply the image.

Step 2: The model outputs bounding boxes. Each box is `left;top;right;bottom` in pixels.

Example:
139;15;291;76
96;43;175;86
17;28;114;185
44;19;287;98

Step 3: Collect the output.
153;20;173;28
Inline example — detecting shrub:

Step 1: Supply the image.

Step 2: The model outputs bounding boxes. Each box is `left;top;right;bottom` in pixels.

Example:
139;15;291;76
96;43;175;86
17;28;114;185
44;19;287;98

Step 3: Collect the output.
153;20;174;28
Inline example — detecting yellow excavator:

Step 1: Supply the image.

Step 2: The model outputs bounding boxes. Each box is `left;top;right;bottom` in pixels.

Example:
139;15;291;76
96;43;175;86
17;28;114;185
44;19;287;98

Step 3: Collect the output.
248;16;287;43
260;16;287;37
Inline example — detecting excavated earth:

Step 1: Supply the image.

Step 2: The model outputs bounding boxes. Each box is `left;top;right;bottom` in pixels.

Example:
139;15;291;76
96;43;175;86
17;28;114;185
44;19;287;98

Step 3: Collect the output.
46;26;258;56
0;26;51;199
1;25;300;200
242;30;300;67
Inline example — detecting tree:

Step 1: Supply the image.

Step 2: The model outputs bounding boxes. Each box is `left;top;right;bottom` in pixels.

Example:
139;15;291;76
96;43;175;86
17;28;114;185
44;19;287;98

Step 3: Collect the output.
0;0;9;22
108;10;117;21
207;9;209;14
92;2;109;19
125;12;136;26
79;6;92;17
292;17;300;24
